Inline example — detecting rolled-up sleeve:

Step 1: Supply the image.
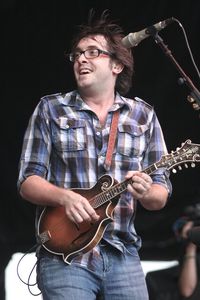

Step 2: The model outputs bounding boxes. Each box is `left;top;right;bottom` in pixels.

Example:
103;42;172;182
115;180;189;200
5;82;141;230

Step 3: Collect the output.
17;99;51;190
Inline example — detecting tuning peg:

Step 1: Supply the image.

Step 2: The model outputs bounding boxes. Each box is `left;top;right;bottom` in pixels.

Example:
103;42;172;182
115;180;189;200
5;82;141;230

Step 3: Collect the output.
192;103;200;110
184;163;188;168
191;163;196;168
187;95;195;103
172;168;177;173
178;166;182;170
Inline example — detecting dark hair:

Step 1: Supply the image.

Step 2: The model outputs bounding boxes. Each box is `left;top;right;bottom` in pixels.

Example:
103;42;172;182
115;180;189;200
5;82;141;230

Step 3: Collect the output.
70;9;134;95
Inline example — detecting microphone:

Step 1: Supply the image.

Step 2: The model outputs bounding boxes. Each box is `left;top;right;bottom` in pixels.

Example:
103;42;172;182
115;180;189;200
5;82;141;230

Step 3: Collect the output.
188;226;200;246
122;17;174;48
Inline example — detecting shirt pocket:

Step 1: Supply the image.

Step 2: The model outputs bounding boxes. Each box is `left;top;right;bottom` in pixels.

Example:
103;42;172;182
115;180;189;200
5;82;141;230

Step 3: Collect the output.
117;123;149;157
52;117;87;152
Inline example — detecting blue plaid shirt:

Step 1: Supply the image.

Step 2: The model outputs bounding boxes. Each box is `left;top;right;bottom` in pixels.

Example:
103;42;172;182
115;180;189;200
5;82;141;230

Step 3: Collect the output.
18;90;171;267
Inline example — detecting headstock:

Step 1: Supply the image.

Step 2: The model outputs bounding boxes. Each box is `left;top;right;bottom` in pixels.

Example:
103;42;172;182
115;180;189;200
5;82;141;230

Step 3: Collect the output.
156;139;200;173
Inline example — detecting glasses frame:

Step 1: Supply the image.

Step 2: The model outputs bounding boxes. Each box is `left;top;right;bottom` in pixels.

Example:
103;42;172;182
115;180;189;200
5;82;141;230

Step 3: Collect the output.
68;48;114;62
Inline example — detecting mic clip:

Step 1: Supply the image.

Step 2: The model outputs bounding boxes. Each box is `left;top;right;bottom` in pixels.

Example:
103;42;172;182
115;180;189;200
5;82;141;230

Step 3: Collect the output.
145;25;159;37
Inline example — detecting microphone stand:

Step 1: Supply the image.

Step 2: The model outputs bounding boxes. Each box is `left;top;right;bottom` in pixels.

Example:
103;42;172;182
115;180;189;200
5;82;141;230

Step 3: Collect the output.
148;27;200;112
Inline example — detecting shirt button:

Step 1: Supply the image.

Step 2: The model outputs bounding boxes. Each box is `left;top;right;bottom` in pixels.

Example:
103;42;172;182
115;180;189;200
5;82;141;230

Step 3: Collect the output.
66;125;69;129
96;131;101;136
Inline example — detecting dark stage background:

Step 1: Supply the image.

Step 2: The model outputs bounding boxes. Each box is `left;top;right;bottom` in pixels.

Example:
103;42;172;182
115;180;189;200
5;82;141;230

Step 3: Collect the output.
1;0;200;283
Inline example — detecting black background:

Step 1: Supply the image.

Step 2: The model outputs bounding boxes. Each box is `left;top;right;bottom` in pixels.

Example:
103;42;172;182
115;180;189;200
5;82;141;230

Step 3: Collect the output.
1;0;200;263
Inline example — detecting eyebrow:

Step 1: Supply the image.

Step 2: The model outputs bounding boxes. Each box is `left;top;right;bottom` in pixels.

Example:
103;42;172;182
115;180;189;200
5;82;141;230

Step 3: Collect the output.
74;45;105;52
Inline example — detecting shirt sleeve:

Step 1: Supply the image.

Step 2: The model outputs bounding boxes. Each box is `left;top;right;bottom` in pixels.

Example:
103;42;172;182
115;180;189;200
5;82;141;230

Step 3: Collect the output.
142;109;172;196
17;98;52;190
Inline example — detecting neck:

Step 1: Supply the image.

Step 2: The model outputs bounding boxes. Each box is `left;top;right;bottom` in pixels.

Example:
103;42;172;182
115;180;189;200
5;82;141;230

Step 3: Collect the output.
81;90;115;105
80;91;115;125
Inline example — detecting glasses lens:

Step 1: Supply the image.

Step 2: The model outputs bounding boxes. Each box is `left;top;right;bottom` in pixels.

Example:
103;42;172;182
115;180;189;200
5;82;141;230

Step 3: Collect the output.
68;49;103;62
69;52;80;62
85;49;99;59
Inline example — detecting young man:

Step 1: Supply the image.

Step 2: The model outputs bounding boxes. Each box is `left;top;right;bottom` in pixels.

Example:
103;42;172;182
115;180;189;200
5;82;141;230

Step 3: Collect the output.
18;10;171;300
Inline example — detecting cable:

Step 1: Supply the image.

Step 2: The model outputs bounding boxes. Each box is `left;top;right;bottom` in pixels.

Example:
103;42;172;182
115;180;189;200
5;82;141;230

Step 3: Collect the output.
16;243;42;296
172;17;200;81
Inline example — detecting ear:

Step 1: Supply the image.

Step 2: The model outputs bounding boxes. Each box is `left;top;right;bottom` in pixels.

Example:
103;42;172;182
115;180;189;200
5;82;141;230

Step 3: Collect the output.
112;62;124;74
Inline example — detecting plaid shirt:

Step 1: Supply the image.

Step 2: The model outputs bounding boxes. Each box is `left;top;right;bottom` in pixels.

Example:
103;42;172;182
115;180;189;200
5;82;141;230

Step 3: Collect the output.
18;90;171;267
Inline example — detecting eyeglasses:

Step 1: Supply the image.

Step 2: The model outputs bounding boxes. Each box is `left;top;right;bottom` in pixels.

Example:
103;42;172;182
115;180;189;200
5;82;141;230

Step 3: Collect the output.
68;48;113;62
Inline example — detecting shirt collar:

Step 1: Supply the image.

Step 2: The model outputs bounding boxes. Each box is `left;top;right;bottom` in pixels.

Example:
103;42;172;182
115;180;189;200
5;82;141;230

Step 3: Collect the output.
61;90;132;111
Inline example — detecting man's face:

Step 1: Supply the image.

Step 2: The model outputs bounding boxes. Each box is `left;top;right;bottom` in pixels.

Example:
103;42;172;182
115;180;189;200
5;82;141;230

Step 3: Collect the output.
73;35;121;94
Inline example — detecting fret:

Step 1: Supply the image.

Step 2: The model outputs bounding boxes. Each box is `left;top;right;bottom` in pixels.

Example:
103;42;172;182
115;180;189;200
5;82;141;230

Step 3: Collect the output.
92;178;132;208
143;164;157;175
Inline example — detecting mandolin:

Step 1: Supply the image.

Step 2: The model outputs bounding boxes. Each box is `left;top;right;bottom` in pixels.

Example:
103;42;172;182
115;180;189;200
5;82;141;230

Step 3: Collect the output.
37;139;200;264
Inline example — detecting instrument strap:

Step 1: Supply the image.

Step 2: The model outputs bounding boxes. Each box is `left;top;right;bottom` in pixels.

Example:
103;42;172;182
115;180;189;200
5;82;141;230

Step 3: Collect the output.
104;109;120;170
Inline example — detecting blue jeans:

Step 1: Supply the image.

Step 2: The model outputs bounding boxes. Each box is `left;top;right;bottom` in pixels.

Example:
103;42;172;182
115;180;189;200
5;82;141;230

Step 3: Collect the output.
37;244;149;300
